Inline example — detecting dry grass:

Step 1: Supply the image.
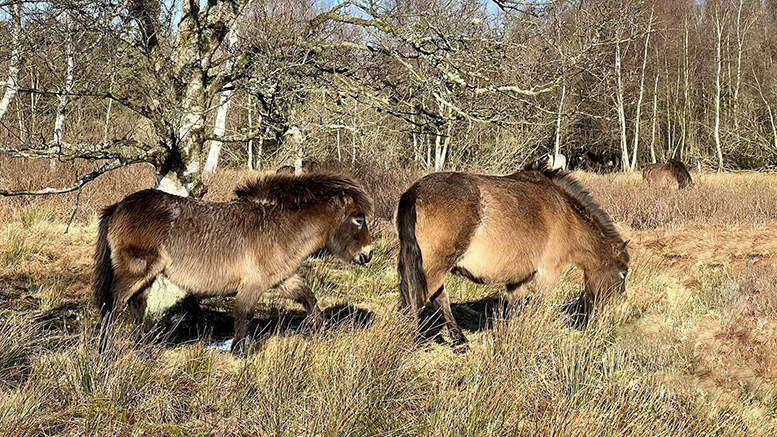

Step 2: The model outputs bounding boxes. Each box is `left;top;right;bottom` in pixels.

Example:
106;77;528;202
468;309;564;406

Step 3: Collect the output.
1;161;777;435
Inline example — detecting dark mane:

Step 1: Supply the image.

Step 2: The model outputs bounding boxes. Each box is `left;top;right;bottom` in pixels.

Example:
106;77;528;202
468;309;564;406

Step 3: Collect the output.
524;160;623;243
666;159;693;189
235;173;373;214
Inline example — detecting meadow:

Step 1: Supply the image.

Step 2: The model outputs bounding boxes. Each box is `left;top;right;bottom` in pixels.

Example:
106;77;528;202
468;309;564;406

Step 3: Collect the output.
1;158;777;436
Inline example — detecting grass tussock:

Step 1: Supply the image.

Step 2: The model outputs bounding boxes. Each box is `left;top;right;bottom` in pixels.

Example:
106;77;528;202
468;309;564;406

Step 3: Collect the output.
1;163;777;435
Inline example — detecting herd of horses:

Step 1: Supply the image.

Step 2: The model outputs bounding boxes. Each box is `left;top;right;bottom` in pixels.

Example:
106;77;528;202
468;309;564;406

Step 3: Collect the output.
93;155;694;355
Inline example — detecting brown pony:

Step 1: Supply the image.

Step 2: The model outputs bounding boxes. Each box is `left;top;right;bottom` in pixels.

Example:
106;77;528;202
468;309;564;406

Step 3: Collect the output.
642;159;693;189
397;162;629;350
94;174;373;355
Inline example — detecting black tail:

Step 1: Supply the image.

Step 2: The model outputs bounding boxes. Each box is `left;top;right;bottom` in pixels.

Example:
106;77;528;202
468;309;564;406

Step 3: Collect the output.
397;189;427;316
667;159;693;189
93;204;117;318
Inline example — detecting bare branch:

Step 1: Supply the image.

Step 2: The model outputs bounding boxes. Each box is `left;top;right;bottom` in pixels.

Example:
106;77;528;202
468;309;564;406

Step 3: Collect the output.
0;139;154;161
0;147;164;197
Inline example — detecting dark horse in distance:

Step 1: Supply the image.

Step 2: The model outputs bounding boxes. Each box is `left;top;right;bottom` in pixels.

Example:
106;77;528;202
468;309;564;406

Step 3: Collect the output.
396;162;629;350
642;159;693;189
94;174;374;356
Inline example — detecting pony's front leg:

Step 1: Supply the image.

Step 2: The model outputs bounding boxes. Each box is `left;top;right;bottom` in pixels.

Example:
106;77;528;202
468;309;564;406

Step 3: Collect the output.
231;286;265;357
276;274;324;330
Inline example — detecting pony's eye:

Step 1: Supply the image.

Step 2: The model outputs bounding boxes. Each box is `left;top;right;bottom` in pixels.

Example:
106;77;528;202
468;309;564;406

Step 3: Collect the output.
352;217;364;227
619;272;627;280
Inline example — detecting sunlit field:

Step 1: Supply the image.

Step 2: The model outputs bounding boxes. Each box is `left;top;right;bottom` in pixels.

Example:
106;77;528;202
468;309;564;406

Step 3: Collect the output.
1;159;777;436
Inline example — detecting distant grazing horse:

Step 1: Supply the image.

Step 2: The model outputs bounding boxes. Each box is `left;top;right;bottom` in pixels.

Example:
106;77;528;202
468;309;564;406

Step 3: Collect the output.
397;162;629;350
577;152;620;173
538;153;567;171
642;159;693;189
94;174;374;356
277;160;318;175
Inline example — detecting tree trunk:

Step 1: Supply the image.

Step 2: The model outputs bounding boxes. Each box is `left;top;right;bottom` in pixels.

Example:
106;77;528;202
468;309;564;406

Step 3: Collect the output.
554;79;566;163
203;84;233;179
681;17;690;160
615;28;629;171
714;8;725;172
203;30;239;180
103;73;115;143
0;3;21;122
631;10;653;171
650;75;659;164
55;12;75;146
336;128;342;162
247;95;254;171
411;113;418;162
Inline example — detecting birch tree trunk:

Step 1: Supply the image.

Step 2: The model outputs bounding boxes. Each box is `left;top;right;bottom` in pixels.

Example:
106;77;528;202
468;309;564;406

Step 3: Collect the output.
411;113;418;162
630;10;653;171
54;12;75;146
554;79;566;163
615;28;629;171
0;3;21;122
650;75;659;164
103;72;114;143
733;0;754;133
682;18;690;159
247;95;254;171
714;7;725;172
203;31;239;180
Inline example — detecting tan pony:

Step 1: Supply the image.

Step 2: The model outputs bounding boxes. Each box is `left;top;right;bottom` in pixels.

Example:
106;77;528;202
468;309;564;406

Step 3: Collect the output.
396;162;629;350
94;174;373;355
642;159;693;189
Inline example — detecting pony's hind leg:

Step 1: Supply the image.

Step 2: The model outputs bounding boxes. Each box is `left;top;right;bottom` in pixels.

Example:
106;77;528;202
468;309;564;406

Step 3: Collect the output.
426;285;468;352
276;274;323;330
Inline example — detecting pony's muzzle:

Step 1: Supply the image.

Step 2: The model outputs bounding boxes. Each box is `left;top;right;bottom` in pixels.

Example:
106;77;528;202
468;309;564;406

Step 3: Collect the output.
355;247;373;265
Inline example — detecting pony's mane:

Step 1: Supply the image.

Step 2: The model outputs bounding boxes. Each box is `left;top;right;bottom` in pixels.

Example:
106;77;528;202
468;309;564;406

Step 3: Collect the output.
524;160;623;243
235;173;373;214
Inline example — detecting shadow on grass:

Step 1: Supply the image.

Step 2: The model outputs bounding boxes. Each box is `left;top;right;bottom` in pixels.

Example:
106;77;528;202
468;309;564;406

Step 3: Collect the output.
153;296;376;347
418;294;589;345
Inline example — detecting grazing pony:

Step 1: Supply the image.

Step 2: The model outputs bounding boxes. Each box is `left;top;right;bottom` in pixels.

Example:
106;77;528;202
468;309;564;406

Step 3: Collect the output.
94;174;373;355
576;152;620;173
397;162;629;350
642;159;693;189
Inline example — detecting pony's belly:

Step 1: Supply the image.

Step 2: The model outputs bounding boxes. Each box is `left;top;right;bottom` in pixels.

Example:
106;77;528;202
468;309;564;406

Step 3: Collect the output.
454;242;536;285
164;261;243;295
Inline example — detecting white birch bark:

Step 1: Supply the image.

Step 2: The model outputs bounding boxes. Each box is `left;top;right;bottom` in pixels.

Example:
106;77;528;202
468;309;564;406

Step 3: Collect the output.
0;3;21;122
714;7;725;172
615;28;629;171
247;94;254;171
630;10;653;171
554;79;566;163
54;12;75;146
203;30;239;179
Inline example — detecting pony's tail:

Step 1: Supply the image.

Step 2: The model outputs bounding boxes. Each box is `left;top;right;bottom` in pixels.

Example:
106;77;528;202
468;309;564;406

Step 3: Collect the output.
93;204;117;319
397;189;427;317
